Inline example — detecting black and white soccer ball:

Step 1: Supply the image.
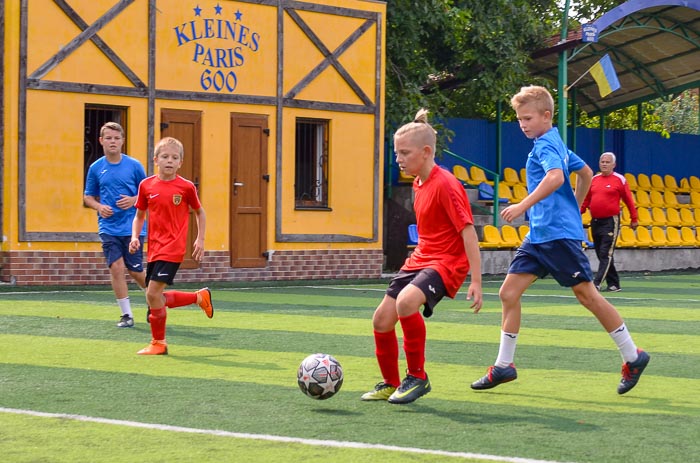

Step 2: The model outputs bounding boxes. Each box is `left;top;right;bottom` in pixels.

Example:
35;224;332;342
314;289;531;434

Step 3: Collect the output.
297;353;344;400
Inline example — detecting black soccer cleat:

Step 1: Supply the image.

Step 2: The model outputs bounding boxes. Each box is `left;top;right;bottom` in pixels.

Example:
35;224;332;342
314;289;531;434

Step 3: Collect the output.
388;373;431;404
618;349;650;394
471;364;518;390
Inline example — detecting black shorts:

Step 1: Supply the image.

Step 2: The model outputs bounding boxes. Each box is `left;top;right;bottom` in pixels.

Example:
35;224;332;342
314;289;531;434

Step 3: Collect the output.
146;261;181;286
386;269;446;318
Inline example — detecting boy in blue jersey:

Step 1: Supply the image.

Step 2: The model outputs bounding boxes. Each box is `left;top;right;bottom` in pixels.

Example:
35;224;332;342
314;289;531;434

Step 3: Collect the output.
84;122;147;328
470;86;649;395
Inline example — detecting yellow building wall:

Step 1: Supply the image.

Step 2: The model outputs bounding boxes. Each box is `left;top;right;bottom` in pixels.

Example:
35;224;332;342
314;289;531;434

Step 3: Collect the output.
3;0;385;254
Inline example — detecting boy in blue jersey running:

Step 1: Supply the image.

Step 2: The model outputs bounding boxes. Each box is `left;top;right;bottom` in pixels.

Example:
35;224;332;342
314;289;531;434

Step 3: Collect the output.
470;86;649;395
84;122;147;328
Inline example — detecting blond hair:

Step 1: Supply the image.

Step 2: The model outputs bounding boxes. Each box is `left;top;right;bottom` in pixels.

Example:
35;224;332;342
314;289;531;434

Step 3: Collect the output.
394;108;437;152
100;122;124;137
154;137;184;158
510;85;554;116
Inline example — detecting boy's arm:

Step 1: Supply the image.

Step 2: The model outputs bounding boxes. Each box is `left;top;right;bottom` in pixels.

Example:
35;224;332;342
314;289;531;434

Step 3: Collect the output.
461;224;483;313
129;209;146;253
573;165;593;207
501;168;564;223
191;207;207;262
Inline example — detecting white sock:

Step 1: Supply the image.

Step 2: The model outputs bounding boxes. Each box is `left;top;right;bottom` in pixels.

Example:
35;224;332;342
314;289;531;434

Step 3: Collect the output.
609;323;638;363
117;297;132;317
495;330;518;367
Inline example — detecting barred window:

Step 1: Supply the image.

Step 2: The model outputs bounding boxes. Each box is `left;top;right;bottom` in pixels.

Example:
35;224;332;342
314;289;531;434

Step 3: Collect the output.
295;118;330;209
84;105;128;188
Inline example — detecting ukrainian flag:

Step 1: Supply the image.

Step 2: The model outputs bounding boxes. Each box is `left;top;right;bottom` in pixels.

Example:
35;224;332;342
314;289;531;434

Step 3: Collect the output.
590;53;620;98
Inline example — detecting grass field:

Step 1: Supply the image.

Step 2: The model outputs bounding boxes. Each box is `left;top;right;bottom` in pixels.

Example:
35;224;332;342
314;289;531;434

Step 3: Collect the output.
1;273;698;462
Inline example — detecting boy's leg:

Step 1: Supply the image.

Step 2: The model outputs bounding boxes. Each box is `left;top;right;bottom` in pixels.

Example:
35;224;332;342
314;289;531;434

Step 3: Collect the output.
571;281;650;393
361;295;401;401
388;284;432;404
163;288;214;318
138;280;169;355
471;272;535;390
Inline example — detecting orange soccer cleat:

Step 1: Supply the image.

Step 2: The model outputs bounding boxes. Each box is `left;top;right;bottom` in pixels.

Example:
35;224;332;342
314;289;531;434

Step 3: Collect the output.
196;287;214;318
137;339;168;355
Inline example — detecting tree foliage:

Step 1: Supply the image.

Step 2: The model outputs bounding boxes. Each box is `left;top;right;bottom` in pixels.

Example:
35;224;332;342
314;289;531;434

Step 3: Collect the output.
385;0;558;141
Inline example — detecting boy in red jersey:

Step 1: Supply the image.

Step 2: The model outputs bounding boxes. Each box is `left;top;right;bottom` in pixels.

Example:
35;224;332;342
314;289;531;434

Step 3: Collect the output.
129;137;213;355
361;109;483;404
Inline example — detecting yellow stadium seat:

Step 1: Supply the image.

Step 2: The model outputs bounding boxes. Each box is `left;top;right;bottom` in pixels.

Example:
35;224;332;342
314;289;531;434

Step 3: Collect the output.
569;172;577;190
679;208;695;227
512;184;528;204
665;227;684;246
502;167;521;187
637;207;652;227
680;227;700;246
496;184;514;202
620;205;631;225
452;165;474;186
650;174;665;191
480;225;509;249
470;166;493;186
501;225;522;247
690;176;700;191
635;227;654;247
617;226;637;248
679;177;691;193
624;173;639;191
581;209;591;226
635;190;651;208
637;173;652;191
518;224;529;242
665;208;682;227
664;174;684;193
651;207;667;226
664;190;690;209
690;191;700;208
695;209;700;227
650;226;669;246
649;190;665;208
519;168;527;185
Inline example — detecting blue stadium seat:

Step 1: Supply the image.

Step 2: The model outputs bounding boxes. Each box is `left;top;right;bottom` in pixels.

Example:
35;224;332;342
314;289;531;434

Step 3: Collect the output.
407;224;419;246
477;182;509;203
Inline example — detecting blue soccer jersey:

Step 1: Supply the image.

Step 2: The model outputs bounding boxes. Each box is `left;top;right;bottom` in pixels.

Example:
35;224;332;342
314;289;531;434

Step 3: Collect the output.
525;128;586;243
84;154;147;236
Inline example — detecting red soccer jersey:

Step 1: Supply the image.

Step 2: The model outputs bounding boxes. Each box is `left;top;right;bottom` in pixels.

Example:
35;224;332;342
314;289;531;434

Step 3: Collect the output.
581;172;638;221
402;165;474;298
135;175;202;263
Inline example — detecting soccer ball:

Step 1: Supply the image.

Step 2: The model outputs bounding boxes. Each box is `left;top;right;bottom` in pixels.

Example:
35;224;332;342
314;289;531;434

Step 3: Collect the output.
297;353;344;400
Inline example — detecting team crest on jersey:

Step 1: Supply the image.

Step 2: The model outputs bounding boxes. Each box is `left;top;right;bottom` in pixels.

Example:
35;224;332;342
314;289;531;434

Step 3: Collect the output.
173;194;182;205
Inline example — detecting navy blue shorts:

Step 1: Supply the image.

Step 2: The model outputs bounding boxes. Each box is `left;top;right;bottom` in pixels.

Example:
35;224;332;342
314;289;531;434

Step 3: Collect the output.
146;261;181;286
386;268;446;318
508;238;593;287
100;234;144;272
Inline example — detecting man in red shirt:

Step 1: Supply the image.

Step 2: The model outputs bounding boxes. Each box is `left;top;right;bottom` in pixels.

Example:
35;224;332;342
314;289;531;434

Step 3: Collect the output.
580;152;638;292
360;109;482;404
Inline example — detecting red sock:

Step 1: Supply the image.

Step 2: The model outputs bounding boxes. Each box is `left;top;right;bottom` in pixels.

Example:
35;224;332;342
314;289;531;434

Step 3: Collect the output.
149;307;167;340
399;312;427;380
164;291;197;308
374;330;401;387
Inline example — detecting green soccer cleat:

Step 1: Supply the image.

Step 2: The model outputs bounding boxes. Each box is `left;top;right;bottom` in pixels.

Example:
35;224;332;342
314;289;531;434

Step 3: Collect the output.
360;382;397;401
387;373;431;404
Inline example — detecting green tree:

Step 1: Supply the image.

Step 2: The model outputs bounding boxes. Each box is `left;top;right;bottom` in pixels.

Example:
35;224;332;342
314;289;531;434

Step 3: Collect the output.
385;0;558;142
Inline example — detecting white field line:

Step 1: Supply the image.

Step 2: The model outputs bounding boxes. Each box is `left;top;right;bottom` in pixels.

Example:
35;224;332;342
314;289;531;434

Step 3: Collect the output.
0;407;573;463
1;285;699;304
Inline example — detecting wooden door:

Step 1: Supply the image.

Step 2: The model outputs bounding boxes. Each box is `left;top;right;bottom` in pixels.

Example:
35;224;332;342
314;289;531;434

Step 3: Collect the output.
160;109;202;269
230;113;269;268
